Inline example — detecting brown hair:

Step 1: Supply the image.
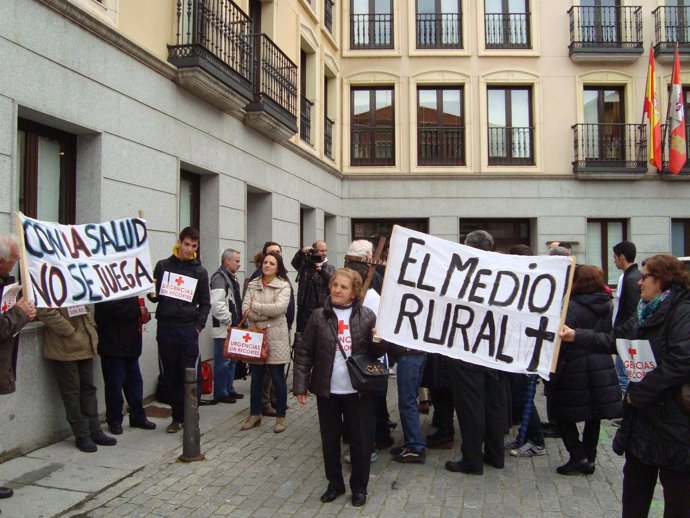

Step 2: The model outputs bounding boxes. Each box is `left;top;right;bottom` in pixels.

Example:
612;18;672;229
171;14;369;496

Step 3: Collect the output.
329;268;364;301
641;254;690;292
571;265;605;295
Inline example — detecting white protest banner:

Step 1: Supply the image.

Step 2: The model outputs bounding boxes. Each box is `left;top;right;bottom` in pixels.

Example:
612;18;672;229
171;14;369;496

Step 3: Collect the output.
17;214;154;308
377;226;573;379
616;339;656;382
0;283;20;313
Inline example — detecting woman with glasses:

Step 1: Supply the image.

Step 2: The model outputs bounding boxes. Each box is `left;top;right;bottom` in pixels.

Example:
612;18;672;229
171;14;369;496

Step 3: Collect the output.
561;254;690;517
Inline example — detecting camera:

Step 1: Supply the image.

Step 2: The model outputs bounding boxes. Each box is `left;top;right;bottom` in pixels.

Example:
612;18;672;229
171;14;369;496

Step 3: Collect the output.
304;248;323;264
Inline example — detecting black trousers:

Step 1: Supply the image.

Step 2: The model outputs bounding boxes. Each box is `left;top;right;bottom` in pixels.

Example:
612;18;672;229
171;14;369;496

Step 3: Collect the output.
157;325;199;423
622;452;690;518
51;359;101;439
316;392;375;495
448;360;506;470
558;420;600;462
429;386;455;438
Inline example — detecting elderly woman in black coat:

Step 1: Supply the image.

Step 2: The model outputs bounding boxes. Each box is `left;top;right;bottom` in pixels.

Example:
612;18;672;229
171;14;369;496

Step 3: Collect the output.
547;265;622;475
293;268;386;508
561;255;690;517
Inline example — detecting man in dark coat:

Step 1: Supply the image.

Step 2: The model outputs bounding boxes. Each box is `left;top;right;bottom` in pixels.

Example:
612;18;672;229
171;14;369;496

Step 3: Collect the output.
95;296;157;435
292;240;335;332
0;233;36;501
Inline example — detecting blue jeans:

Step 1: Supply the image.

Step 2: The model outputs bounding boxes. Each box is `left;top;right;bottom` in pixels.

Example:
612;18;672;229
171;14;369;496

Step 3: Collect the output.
250;364;287;417
615;355;630;396
396;353;427;452
213;338;236;398
100;355;147;426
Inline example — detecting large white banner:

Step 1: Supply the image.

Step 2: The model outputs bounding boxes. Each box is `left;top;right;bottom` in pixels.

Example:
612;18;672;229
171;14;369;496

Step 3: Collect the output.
377;226;573;379
18;214;154;308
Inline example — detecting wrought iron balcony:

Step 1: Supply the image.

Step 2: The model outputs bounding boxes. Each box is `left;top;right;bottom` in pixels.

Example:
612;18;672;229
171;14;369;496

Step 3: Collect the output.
324;116;334;160
418;126;465;166
572;123;647;176
325;0;334;34
300;95;313;145
567;5;643;61
484;13;530;49
416;12;462;49
244;33;298;140
488;127;534;166
351;13;394;49
168;0;254;114
660;124;690;175
351;128;394;166
653;7;690;62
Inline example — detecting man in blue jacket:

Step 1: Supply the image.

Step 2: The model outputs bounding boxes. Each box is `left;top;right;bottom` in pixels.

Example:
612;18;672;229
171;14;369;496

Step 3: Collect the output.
149;227;211;433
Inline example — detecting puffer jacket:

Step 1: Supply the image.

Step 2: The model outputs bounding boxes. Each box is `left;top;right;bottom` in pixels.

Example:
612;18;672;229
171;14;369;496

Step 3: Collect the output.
575;288;690;471
546;292;622;423
293;297;386;398
37;307;98;361
242;276;291;364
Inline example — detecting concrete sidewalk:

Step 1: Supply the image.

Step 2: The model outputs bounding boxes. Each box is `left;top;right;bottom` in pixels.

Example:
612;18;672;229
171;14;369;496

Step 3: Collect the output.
0;377;666;517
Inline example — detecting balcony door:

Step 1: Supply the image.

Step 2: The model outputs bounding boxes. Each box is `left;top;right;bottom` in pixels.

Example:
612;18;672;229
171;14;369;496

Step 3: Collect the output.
484;0;530;49
667;0;690;44
487;86;533;165
583;86;625;165
416;0;461;49
580;0;620;45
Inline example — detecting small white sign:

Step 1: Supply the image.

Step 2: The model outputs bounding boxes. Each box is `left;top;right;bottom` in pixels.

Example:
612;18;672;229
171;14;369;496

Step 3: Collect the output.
159;272;198;302
616;338;657;382
67;305;89;317
1;283;21;313
226;328;264;359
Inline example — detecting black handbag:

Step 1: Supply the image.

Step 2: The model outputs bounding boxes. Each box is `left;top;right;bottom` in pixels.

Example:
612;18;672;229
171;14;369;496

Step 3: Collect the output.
336;341;389;392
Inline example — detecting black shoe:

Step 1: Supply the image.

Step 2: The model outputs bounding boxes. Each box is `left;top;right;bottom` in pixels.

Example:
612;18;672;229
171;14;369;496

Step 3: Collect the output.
351;493;367;507
427;435;454;449
483;455;505;469
130;419;157;430
0;487;13;499
108;423;123;435
556;458;592;475
75;437;97;453
386;420;397;429
91;430;117;446
392;447;426;464
444;460;483;475
228;392;244;400
375;436;395;449
389;445;404;455
217;395;237;404
320;486;345;503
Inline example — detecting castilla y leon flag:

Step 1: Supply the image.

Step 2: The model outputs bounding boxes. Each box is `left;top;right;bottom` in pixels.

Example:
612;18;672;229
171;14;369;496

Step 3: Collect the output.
644;48;662;170
668;47;687;174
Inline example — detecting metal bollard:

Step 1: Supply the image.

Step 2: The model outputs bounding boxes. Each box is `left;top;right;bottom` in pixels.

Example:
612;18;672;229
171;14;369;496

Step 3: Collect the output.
178;367;205;462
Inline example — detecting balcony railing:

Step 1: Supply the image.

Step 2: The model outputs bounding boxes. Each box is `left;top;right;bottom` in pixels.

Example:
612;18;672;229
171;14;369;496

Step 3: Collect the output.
568;6;643;57
300;95;314;144
653;6;690;57
488;126;534;166
416;12;462;49
168;0;254;101
572;123;647;174
418;126;465;166
351;13;394;49
246;33;298;132
660;124;690;174
325;116;334;159
325;0;334;33
484;13;530;49
351;128;394;166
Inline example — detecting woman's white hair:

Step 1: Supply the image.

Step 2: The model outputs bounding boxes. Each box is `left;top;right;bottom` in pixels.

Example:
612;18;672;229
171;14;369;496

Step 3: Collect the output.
347;239;373;258
0;234;19;261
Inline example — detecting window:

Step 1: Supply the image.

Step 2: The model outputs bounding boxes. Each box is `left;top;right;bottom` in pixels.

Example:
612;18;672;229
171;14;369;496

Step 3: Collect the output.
179;170;200;230
351;87;394;166
325;0;335;33
351;0;393;49
416;0;462;49
417;86;465;165
579;0;620;45
17;119;76;224
666;0;690;44
672;219;690;257
352;218;429;251
487;86;533;165
300;49;313;145
583;86;625;165
586;219;626;285
459;219;530;253
485;0;530;49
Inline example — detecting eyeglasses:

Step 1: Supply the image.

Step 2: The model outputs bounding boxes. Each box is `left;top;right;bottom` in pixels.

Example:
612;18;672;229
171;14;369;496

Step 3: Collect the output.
641;273;655;281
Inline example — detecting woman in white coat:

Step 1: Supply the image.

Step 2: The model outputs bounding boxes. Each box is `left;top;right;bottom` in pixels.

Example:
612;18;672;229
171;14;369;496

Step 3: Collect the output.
240;251;292;433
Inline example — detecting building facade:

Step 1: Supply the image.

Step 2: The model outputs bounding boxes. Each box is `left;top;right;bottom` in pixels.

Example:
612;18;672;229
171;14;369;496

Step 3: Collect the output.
1;0;689;454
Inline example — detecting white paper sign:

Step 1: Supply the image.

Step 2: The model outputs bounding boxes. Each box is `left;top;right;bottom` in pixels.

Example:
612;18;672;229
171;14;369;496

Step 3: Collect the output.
226;328;264;359
0;283;20;313
67;305;88;317
159;272;198;302
616;338;657;382
376;226;572;379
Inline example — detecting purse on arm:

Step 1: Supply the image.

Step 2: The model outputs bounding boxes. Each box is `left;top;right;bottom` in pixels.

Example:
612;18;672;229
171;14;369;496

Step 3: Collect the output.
224;310;269;364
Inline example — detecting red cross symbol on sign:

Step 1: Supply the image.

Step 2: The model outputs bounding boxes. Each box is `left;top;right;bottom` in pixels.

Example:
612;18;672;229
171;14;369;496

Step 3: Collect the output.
629;347;637;356
338;320;349;334
1;304;6;312
175;276;184;286
242;333;252;342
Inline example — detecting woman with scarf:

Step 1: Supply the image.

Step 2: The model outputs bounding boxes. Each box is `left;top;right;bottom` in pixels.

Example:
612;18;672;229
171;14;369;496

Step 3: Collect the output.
293;268;386;508
561;255;690;517
240;251;291;433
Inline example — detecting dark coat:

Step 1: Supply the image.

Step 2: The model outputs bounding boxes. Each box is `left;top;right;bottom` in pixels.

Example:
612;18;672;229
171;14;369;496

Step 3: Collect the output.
547;292;622;423
292;297;386;398
614;263;642;334
575;289;690;471
0;276;25;394
94;297;142;358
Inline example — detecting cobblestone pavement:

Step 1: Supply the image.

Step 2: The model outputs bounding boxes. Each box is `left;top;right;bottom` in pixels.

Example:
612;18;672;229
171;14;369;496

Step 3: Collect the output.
60;377;665;518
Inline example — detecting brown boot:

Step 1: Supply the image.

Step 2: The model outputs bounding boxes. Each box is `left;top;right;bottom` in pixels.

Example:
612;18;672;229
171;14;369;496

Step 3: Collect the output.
273;417;286;433
262;405;277;417
240;415;261;430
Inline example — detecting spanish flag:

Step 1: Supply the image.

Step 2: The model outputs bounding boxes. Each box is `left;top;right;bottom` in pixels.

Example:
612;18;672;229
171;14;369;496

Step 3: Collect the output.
644;48;662;170
668;47;687;174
